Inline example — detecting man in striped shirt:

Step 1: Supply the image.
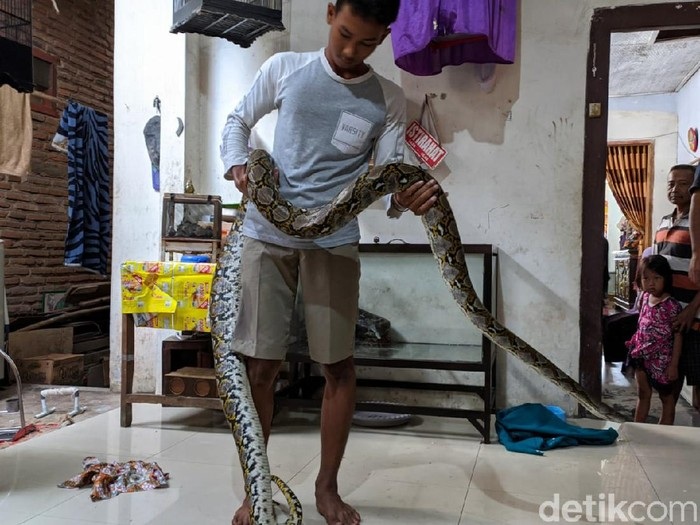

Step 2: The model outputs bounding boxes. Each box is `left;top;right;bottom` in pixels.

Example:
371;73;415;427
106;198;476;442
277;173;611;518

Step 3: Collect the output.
654;164;700;410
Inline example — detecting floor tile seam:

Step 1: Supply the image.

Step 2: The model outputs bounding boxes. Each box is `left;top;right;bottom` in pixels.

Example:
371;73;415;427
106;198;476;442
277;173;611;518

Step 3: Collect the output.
456;445;480;524
457;443;486;512
285;451;322;483
143;451;242;469
18;490;88;524
0;444;128;460
634;451;672;504
145;430;200;457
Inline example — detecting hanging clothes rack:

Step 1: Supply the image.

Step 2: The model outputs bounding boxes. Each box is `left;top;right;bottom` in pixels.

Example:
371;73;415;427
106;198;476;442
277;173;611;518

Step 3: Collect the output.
31;90;66;105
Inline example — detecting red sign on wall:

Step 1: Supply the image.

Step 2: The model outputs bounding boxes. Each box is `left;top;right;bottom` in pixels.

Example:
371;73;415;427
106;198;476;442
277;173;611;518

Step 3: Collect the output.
405;120;447;169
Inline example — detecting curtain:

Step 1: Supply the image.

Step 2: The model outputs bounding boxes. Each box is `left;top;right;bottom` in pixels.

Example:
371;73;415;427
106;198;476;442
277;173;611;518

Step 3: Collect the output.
606;142;652;249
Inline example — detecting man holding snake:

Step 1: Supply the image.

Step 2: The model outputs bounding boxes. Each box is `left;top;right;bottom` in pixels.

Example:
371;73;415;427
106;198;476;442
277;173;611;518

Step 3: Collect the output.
220;1;437;523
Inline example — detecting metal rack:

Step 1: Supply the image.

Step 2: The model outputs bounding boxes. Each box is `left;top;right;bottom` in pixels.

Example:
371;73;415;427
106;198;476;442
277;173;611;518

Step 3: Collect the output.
276;243;498;443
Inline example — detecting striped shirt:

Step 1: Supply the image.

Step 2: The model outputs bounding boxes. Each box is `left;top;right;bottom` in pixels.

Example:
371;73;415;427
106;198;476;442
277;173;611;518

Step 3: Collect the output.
653;210;700;330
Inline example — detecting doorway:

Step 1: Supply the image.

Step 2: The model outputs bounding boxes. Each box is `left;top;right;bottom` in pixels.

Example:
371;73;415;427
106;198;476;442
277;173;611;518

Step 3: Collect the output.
582;2;700;403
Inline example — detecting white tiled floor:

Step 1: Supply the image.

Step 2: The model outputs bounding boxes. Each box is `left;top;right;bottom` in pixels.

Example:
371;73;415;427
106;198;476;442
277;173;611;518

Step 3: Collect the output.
2;404;700;525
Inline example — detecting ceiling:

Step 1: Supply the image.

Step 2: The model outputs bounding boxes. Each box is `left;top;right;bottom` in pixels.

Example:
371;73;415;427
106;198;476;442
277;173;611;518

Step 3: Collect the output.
609;30;700;97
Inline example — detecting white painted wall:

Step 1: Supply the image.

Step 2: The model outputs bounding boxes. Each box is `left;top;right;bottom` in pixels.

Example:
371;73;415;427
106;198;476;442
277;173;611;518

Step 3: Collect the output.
609;93;677;114
112;0;690;412
111;0;187;391
607;109;678;254
677;67;700;164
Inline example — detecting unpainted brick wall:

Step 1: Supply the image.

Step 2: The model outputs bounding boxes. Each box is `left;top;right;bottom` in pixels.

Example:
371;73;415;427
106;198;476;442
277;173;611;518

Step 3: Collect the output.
0;0;115;319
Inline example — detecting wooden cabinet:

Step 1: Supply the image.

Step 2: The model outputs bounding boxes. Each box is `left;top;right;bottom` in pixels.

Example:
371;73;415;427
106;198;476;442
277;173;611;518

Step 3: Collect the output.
613;250;638;310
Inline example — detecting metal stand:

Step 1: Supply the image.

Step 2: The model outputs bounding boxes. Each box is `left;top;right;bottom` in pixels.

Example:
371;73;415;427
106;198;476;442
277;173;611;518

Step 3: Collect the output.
0;348;27;441
35;387;86;419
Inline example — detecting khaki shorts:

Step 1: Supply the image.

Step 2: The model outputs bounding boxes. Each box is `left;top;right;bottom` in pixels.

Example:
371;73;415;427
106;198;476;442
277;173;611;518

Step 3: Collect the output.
232;236;360;364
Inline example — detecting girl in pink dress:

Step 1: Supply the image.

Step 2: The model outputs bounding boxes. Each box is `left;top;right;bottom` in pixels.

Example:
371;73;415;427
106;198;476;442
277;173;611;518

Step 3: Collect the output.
626;255;683;424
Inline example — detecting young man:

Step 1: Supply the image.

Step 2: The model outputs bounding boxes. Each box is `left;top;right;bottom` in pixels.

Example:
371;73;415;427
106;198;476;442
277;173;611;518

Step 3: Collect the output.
654;165;700;416
220;1;437;523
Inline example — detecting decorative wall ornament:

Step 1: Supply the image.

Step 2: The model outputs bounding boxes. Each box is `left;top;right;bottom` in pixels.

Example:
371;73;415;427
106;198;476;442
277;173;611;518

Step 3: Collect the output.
688;127;698;153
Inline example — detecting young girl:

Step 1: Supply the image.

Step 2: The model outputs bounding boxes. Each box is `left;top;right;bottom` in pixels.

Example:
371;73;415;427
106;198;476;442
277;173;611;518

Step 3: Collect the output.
626;255;683;425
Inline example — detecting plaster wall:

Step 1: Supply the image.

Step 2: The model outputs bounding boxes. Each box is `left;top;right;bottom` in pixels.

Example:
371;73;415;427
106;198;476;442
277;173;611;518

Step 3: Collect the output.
111;0;186;390
677;66;700;164
112;0;689;411
607;110;678;252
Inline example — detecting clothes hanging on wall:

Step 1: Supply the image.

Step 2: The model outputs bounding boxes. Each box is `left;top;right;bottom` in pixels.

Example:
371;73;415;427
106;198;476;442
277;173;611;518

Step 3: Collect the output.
0;84;32;178
391;0;517;76
56;101;111;276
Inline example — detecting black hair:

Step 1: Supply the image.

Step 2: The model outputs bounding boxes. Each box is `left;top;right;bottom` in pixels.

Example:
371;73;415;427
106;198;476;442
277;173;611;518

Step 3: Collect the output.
638;254;674;295
669;164;696;178
335;0;401;26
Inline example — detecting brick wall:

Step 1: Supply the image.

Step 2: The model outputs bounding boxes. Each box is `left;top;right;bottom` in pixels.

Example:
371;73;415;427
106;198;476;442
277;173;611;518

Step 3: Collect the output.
0;0;114;319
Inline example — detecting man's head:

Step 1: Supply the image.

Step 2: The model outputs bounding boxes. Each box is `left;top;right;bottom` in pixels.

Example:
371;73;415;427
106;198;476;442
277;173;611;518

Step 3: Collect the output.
325;0;400;78
334;0;400;26
667;164;695;212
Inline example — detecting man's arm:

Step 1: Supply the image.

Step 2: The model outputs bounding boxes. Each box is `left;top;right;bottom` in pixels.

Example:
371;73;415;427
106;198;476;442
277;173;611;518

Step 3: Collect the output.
667;330;683;382
374;79;439;218
220;56;280;195
674;291;700;332
689;165;700;284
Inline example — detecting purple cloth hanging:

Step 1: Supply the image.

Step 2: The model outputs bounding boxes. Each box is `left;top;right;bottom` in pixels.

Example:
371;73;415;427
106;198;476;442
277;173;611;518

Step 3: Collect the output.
391;0;517;76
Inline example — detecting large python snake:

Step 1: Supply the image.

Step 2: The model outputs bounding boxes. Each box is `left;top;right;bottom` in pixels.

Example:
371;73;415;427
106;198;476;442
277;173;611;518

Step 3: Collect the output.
210;148;625;525
210;212;303;525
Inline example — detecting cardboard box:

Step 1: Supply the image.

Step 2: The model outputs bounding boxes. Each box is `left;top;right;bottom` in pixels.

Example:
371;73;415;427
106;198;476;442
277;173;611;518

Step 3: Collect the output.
8;327;73;362
120;261;215;332
85;358;110;388
17;353;84;385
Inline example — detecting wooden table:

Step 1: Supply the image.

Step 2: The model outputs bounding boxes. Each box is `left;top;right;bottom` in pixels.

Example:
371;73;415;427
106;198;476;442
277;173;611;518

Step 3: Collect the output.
120;314;221;427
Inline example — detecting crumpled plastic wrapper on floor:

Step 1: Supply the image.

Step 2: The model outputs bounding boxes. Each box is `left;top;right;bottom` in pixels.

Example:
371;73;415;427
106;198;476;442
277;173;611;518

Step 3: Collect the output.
59;456;169;501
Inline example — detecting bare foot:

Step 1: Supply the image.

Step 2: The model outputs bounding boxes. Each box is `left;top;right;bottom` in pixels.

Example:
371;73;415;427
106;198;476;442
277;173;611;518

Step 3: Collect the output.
316;489;360;525
232;497;251;525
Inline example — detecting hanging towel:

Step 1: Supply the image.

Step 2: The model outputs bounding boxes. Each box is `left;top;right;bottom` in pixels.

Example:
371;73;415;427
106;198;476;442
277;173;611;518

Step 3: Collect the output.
391;0;517;77
57;101;111;275
0;84;32;178
495;403;619;456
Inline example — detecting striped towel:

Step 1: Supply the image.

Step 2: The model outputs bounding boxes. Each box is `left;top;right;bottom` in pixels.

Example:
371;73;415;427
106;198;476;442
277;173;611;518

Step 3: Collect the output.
56;101;110;275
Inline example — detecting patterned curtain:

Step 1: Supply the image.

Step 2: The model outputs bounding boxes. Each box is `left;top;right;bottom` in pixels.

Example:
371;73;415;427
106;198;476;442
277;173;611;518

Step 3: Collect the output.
606;142;653;249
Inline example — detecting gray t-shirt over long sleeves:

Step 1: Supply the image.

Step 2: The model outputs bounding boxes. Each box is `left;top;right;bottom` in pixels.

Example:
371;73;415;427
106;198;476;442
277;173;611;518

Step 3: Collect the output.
220;48;407;249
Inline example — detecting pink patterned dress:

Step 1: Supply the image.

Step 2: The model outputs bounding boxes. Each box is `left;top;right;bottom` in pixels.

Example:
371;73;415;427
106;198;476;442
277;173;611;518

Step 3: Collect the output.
626;292;682;386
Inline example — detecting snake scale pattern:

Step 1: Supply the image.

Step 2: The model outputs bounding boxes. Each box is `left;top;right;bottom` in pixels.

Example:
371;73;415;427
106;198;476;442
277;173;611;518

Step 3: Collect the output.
211;214;303;525
210;148;625;524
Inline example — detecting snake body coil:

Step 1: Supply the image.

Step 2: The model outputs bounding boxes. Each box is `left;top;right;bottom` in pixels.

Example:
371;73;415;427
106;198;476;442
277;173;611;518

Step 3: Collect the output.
211;148;625;524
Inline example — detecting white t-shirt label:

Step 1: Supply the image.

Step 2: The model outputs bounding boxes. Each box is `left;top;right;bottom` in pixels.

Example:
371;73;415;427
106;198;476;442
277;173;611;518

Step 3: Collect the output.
332;111;372;154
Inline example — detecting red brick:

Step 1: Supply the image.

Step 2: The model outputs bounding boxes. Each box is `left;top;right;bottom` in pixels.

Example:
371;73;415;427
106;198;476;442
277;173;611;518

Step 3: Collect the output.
1;0;114;320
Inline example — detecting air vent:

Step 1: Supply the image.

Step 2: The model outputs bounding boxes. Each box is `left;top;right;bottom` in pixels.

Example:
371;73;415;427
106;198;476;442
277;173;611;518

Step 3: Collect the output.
171;0;284;48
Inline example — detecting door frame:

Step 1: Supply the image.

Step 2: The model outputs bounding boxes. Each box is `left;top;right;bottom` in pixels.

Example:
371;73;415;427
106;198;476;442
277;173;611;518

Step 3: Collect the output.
581;2;700;401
